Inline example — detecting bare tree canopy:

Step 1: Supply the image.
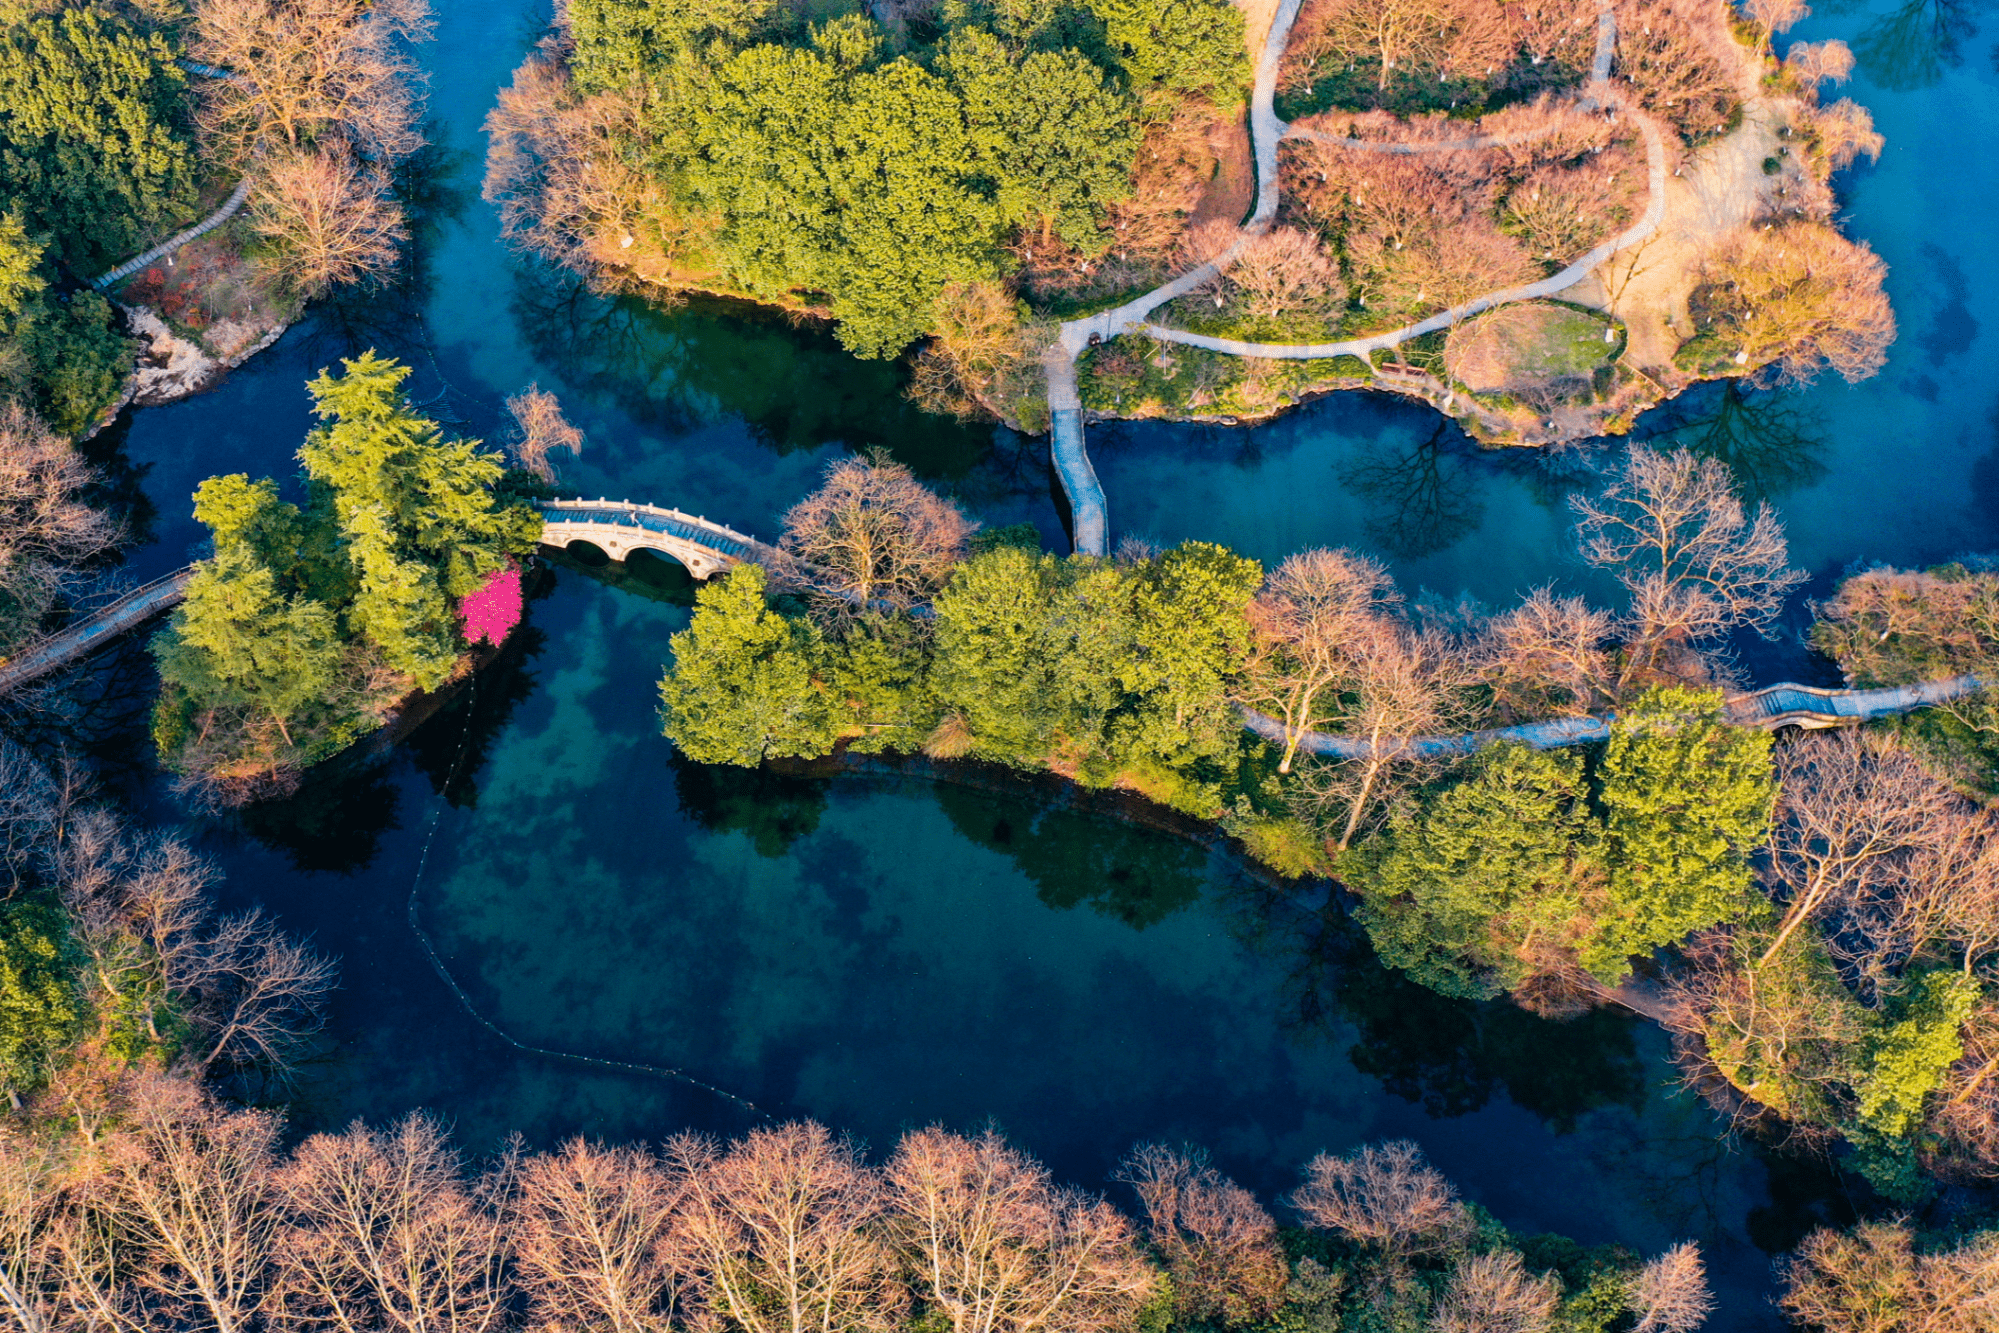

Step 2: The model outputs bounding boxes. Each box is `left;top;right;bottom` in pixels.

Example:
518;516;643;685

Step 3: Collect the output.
776;451;976;622
886;1127;1155;1333
1692;223;1895;386
1572;447;1805;686
1631;1243;1715;1333
249;148;408;299
507;1138;687;1333
1116;1145;1285;1326
0;402;120;661
504;385;586;482
1287;1141;1472;1258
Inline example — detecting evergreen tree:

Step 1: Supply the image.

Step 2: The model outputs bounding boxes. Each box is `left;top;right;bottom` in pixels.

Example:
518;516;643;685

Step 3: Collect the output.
1351;743;1602;999
1591;687;1775;979
298;352;540;688
1086;0;1249;103
0;7;200;271
0;896;81;1102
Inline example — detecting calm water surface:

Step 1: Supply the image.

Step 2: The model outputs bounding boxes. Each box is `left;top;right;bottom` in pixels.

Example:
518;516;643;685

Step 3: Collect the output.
97;0;1999;1325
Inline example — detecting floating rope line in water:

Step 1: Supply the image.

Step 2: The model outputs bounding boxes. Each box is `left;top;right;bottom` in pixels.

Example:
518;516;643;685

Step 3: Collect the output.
402;675;769;1118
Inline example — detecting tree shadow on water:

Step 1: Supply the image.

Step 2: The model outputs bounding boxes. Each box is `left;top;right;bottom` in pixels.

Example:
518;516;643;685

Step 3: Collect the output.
1335;422;1487;559
934;784;1205;929
1635;379;1830;504
1851;0;1981;89
506;264;991;480
671;753;831;858
1261;907;1646;1131
236;756;403;876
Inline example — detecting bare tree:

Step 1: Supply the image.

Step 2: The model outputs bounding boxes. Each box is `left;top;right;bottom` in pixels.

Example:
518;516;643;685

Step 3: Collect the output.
1746;0;1811;35
504;385;585;482
267;1113;511;1333
1630;1243;1715;1333
1236;548;1401;774
1804;100;1885;172
1223;228;1345;320
908;282;1051;427
1115;1146;1285;1326
98;1074;282;1333
1757;730;1965;965
1785;39;1856;90
669;1124;904;1333
186;908;337;1079
0;402;121;661
1286;1142;1471;1259
1432;1251;1560;1333
1778;1222;1999;1333
1571;447;1806;686
776;452;977;622
191;0;432;168
1693;223;1895;386
1810;563;1999;687
1293;0;1516;92
507;1138;688;1333
1612;0;1741;141
1479;586;1618;718
0;1128;67;1333
250;148;408;299
885;1126;1154;1333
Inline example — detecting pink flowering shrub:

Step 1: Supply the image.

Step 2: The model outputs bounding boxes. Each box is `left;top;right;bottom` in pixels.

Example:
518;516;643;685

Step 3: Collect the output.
460;566;523;646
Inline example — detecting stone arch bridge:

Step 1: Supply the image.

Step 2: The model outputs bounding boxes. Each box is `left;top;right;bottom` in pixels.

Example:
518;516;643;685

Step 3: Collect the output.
536;499;780;580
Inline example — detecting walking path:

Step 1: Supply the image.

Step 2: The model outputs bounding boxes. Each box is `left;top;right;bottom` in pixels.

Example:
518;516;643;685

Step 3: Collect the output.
92;176;253;290
0;567;195;696
1237;676;1985;759
1041;0;1658;552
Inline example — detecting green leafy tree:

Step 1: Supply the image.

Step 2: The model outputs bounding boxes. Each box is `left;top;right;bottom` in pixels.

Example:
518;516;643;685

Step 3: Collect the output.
152;547;345;749
941;29;1141;252
566;0;780;92
659;564;839;766
1122;541;1261;765
1086;0;1249;103
0;897;81;1102
1592;687;1775;980
1854;969;1982;1141
0;8;200;272
299;352;540;688
1350;743;1602;999
0;209;38;321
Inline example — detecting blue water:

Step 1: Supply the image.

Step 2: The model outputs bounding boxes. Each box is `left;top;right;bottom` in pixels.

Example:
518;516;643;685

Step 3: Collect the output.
93;0;1999;1324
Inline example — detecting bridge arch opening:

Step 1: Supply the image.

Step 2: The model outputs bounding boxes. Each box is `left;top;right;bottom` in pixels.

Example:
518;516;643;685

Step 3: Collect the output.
625;546;697;592
563;539;611;567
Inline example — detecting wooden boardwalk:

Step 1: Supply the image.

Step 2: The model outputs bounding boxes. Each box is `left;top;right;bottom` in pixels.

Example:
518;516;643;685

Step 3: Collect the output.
0;567;196;695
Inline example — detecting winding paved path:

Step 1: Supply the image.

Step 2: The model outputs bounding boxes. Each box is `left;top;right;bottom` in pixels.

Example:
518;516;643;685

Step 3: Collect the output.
1043;0;1661;551
1238;676;1986;759
92;176;254;290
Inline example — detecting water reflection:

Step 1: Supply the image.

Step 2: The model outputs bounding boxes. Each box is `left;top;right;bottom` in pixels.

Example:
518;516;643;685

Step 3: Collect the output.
238;757;404;875
507;267;993;477
1635;380;1831;503
935;782;1208;928
1336;422;1488;558
1851;0;1980;88
673;756;830;859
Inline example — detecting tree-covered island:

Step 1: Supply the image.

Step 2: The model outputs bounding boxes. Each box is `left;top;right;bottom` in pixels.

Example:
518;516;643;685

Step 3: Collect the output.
484;0;1893;445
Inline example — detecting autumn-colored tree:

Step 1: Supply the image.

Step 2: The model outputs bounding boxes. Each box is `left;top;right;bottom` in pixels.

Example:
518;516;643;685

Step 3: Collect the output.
249;147;407;299
1611;0;1741;141
1116;1146;1286;1326
1291;0;1516;93
1630;1243;1716;1333
1688;222;1895;386
190;0;431;167
1477;585;1618;718
907;281;1051;429
1780;1222;1999;1333
1432;1250;1559;1333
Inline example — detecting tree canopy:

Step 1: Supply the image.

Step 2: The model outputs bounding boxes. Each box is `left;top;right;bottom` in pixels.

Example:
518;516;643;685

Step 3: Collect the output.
0;7;200;273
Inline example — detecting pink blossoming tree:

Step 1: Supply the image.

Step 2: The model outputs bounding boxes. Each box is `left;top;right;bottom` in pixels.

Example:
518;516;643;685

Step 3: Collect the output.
460;565;523;646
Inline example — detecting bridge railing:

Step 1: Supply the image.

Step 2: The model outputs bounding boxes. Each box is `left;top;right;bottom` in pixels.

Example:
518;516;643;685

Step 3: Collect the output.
537;498;765;551
0;565;198;694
